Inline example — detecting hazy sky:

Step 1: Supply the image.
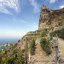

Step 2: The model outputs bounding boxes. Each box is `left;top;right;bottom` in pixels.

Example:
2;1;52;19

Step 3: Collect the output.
0;0;64;39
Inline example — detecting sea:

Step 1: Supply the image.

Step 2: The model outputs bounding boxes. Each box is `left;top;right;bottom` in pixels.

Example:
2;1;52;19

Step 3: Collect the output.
0;38;20;45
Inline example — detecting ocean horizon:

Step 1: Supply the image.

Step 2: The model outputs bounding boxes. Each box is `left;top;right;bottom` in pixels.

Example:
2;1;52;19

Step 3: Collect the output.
0;38;20;45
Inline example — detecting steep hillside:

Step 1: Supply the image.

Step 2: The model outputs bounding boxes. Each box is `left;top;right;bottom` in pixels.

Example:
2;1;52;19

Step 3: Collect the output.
15;5;64;64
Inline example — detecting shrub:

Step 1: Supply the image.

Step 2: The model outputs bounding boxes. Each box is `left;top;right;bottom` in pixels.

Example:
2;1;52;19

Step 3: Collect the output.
40;38;52;55
40;29;49;37
50;28;64;39
7;49;25;64
0;43;25;64
40;32;47;37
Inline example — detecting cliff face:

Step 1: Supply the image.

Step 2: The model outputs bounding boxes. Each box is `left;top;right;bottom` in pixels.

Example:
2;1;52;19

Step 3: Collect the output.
16;5;64;64
39;5;64;31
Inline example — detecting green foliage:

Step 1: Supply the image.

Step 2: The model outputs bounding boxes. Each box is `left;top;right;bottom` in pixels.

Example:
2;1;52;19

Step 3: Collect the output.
1;49;6;54
4;43;10;47
0;43;15;51
41;32;47;37
30;39;35;55
40;38;52;55
40;30;48;37
10;43;14;47
0;45;2;48
0;43;25;64
6;55;15;64
50;28;64;39
1;57;6;63
1;49;25;64
0;43;15;56
0;49;25;64
14;53;25;64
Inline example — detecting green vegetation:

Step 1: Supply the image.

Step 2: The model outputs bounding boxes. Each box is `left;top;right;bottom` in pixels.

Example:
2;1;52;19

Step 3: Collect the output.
40;29;49;37
6;49;25;64
0;43;25;64
50;28;64;39
40;32;47;37
40;38;52;55
30;39;35;55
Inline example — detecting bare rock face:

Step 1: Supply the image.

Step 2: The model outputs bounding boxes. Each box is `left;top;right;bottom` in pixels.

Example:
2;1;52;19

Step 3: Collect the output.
16;5;64;64
38;5;64;31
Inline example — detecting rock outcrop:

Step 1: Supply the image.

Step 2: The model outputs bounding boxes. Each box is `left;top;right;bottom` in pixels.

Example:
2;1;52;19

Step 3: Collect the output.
39;5;64;31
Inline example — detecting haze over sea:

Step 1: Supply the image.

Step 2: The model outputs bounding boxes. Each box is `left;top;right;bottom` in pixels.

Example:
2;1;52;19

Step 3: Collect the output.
0;38;20;45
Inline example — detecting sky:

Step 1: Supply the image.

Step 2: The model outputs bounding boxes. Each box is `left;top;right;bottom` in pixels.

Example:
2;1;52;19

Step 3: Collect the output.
0;0;64;39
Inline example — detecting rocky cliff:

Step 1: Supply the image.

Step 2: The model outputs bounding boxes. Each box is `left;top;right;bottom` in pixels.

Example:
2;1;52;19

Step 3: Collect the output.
16;5;64;64
39;5;64;31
